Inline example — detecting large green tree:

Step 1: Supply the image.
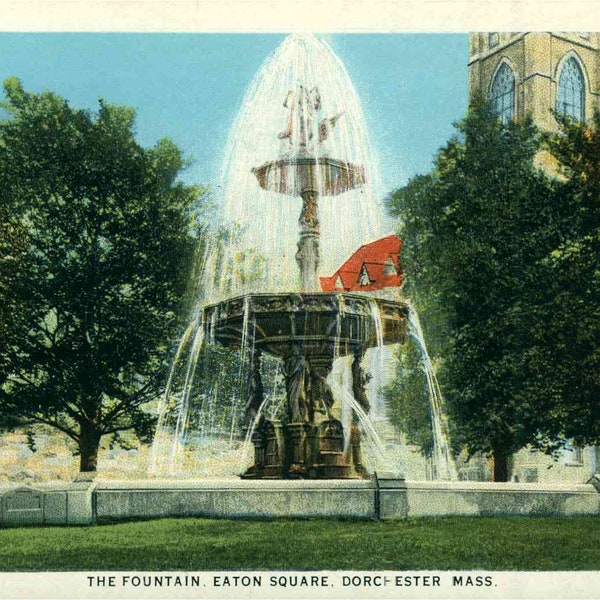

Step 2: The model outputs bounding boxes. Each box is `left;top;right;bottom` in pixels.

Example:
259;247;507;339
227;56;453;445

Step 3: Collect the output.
388;102;562;480
527;113;600;447
0;201;29;369
0;78;208;472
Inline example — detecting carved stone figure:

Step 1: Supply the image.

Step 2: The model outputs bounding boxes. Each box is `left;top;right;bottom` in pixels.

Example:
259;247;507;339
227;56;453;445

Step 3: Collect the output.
283;344;311;423
309;368;334;420
278;85;319;147
278;85;342;150
299;191;319;232
244;349;264;429
351;349;372;416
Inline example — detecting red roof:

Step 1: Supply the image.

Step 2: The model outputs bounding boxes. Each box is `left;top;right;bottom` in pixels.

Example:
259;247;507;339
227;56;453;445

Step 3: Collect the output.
320;234;403;292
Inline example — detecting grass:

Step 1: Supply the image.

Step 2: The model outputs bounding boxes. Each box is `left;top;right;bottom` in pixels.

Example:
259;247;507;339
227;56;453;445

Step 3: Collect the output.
1;516;600;571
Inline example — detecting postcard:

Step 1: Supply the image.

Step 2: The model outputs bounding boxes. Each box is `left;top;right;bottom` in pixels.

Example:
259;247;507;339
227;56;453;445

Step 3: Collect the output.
1;1;600;599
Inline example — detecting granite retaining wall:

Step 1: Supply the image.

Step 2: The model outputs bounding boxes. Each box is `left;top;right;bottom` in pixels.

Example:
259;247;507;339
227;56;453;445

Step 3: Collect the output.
1;477;599;525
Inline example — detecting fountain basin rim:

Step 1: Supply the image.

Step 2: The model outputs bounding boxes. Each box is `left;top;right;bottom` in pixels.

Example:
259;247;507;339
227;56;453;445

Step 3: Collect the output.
92;478;378;490
201;291;407;357
202;291;408;313
95;479;600;494
8;479;596;494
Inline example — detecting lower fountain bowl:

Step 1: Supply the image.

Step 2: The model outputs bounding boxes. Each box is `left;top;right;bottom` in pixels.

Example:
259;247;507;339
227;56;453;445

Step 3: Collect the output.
202;292;408;358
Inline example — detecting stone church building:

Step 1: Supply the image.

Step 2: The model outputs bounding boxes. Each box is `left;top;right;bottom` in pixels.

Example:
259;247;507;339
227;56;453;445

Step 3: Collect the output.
462;32;600;483
468;32;599;128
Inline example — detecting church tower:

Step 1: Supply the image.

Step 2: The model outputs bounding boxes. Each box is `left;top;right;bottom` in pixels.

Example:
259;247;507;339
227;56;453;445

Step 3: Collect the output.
468;33;600;131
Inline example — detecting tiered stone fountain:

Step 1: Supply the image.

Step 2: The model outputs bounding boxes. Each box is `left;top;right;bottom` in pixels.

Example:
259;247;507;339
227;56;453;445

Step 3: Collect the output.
202;84;408;479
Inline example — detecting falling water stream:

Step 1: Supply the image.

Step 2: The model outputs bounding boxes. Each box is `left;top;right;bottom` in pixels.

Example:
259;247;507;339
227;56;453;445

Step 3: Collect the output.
203;33;382;302
406;303;458;481
148;33;458;481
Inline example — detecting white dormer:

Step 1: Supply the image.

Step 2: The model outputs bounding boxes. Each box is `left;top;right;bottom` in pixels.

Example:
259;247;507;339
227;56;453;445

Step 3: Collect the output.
383;257;397;276
358;264;371;286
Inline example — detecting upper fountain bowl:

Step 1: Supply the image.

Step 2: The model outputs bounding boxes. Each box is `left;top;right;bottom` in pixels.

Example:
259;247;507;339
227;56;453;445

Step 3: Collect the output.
252;156;366;198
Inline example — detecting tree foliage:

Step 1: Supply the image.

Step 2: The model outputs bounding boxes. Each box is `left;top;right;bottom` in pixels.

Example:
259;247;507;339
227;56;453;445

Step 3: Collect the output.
530;112;600;445
0;78;208;471
387;101;565;480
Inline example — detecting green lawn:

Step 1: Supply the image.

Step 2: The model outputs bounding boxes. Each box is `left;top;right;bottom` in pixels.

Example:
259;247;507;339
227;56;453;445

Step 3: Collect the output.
1;516;599;571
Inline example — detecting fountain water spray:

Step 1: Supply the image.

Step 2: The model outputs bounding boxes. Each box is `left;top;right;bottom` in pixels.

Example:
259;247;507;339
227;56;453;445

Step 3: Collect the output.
150;33;387;478
149;34;456;482
406;302;458;481
208;33;382;300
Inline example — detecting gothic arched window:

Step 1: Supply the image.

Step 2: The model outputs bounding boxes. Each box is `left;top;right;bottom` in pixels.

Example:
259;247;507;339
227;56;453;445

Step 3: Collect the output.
557;57;585;121
491;63;515;124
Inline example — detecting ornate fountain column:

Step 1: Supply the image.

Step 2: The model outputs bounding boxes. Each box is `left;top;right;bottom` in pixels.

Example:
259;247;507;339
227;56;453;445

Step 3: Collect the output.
239;82;386;479
296;189;320;292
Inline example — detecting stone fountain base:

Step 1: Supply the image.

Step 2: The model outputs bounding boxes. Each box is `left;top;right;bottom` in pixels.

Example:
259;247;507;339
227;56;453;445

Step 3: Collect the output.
242;419;367;480
2;477;600;525
202;292;408;482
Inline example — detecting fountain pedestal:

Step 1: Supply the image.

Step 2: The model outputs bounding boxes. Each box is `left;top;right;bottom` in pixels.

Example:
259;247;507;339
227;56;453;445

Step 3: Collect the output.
242;418;365;479
252;156;365;292
295;189;320;292
286;422;314;477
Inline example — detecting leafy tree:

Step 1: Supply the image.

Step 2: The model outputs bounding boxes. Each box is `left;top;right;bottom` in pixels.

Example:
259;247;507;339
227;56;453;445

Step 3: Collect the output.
388;101;561;480
0;78;208;472
527;113;600;447
0;203;29;370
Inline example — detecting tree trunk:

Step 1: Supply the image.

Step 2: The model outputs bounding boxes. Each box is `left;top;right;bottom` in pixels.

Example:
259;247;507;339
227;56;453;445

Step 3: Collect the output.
78;420;102;472
492;448;510;482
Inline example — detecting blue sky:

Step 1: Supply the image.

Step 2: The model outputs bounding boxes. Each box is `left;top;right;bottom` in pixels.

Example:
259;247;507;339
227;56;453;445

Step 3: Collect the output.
0;33;468;200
